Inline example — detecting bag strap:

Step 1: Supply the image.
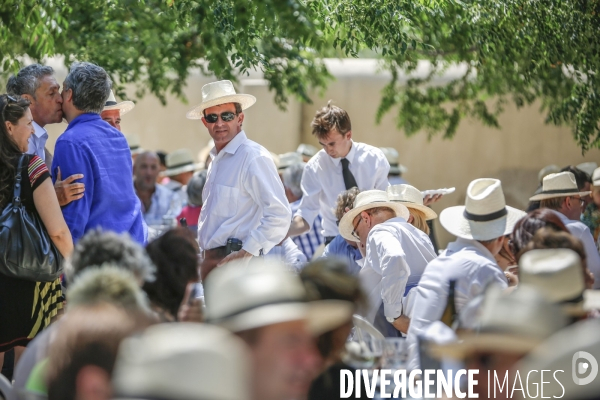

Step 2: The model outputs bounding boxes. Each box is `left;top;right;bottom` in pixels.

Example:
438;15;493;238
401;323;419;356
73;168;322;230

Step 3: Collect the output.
12;154;26;207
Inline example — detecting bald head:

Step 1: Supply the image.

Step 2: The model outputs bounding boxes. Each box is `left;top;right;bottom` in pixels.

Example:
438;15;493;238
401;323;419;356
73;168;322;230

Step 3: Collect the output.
134;151;160;191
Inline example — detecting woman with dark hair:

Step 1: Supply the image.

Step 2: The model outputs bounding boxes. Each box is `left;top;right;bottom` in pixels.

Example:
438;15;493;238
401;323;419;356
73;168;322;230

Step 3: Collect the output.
143;227;200;322
510;208;569;261
0;95;73;355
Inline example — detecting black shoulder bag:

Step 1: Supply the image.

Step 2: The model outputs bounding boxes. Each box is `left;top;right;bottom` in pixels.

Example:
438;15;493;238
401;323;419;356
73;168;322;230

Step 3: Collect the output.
0;155;64;281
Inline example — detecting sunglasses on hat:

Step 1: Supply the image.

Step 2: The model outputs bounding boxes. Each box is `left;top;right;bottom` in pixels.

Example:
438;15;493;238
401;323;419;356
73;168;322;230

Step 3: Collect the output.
204;111;238;123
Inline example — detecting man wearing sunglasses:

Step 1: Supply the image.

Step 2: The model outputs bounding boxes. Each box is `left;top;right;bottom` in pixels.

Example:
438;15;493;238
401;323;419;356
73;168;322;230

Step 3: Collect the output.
186;80;291;280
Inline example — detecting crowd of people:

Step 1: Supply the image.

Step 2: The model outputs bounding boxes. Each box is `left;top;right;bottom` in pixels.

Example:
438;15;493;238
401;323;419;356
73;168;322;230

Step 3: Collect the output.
1;61;600;400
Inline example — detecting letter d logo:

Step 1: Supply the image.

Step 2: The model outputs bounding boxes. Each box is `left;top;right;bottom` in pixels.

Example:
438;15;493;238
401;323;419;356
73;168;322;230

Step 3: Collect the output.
572;351;598;386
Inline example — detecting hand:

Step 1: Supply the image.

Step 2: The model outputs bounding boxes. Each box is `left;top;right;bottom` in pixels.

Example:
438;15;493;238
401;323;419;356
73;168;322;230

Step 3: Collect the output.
177;283;203;322
505;270;519;286
54;167;85;206
392;315;411;334
423;194;443;206
217;249;252;266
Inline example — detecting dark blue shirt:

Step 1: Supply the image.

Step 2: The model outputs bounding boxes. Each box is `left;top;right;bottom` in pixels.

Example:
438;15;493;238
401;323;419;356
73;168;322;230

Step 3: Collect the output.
52;113;146;244
321;234;363;275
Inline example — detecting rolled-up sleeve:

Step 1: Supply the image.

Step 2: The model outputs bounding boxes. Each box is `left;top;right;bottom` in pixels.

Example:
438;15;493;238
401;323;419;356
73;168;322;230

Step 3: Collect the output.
242;155;291;256
295;164;321;226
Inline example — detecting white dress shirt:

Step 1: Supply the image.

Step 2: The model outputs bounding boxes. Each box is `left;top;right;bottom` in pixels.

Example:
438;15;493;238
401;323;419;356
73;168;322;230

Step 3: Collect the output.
27;121;49;161
140;184;182;226
554;211;600;289
359;217;436;324
406;238;508;371
295;141;390;237
265;238;308;272
198;131;291;256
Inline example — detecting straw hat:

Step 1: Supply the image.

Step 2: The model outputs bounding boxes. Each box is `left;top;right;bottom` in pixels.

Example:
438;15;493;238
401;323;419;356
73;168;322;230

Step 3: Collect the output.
124;134;143;156
203;259;354;335
278;152;303;171
431;285;568;360
592;167;600;186
387;184;437;220
577;162;598;177
379;147;407;175
103;90;135;115
162;149;201;177
112;323;251;400
439;178;526;241
186;80;256;120
529;172;591;201
338;190;410;242
538;164;560;184
296;143;318;158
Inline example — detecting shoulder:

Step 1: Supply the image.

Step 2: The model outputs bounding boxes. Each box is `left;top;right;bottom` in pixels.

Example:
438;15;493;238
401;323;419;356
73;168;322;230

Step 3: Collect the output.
305;149;327;170
354;142;386;160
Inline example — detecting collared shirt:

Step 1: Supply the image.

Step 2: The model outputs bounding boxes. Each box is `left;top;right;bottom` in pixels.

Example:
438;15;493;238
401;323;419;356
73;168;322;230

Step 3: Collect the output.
321;235;363;275
555;210;600;289
52;113;147;244
290;199;323;260
406;238;507;370
295;141;390;237
138;183;182;226
359;217;436;324
198;131;291;256
265;238;308;272
26;121;49;161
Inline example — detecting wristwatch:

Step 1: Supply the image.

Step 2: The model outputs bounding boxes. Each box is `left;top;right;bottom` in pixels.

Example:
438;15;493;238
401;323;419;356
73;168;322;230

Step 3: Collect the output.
386;316;400;323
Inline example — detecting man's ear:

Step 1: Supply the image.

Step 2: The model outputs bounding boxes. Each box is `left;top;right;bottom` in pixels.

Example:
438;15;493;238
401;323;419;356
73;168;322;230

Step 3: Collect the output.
238;111;245;126
201;117;208;129
21;93;34;104
346;130;352;140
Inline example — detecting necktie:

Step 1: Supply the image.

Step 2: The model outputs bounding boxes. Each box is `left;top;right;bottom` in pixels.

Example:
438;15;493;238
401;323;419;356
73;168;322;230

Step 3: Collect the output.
341;158;358;190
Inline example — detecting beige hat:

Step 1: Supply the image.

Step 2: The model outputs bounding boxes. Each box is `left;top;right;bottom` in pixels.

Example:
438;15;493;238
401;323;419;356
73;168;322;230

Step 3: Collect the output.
529;172;591;201
186;80;256;120
439;178;526;241
103;90;135;115
125;133;143;156
379;147;407;175
592;167;600;186
278;151;303;170
112;323;251;400
204;259;354;335
577;162;598;177
338;190;410;241
432;285;568;360
161;149;201;177
387;184;437;220
296;143;318;158
538;164;560;184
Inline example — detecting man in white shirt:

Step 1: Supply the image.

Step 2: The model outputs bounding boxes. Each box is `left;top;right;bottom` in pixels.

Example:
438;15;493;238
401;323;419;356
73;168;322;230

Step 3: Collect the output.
187;80;291;280
6;64;84;206
530;171;600;288
287;102;390;243
338;190;435;336
406;178;526;370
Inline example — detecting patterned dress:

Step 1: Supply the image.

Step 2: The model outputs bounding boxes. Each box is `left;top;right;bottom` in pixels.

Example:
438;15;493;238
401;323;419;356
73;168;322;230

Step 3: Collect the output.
0;155;64;352
582;202;600;244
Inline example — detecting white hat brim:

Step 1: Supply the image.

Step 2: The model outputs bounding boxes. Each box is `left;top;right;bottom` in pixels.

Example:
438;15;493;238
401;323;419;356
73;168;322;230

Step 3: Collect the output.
339;202;410;242
161;163;203;177
213;300;354;335
394;202;438;220
439;205;526;241
103;101;135;116
529;190;591;201
186;94;256;120
430;333;540;360
389;165;408;175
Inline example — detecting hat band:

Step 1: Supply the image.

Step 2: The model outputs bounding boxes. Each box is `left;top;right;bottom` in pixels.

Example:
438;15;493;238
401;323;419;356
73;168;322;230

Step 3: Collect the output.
463;207;507;222
560;292;584;304
208;298;304;323
540;188;580;195
167;161;194;170
105;101;117;106
130;145;140;150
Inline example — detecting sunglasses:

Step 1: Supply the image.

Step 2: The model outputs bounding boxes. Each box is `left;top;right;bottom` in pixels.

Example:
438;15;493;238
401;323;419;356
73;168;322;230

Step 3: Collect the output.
351;216;363;240
204;111;238;123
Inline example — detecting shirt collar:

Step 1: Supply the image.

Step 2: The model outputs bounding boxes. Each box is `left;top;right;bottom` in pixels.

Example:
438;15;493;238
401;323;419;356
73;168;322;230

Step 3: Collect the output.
210;130;248;160
32;121;48;139
552;209;575;224
449;237;498;263
66;113;102;130
329;140;355;166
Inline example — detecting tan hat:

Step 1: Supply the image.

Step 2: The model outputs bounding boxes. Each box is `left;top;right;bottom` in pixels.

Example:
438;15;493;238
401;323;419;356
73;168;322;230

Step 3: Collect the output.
103;90;135;115
577;162;598;177
112;323;251;400
379;147;407;175
278;152;303;170
439;178;526;241
529;172;591;201
204;259;354;335
125;133;143;156
432;285;568;360
538;164;560;184
338;190;410;242
592;167;600;186
161;149;201;177
296;143;318;158
387;184;437;220
186;80;256;120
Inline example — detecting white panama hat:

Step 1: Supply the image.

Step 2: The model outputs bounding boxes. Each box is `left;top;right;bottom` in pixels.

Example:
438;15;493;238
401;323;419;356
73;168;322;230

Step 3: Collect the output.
161;149;202;177
387;184;437;220
296;143;318;158
186;80;256;119
278;151;303;171
440;178;526;241
379;147;407;175
103;90;135;116
577;161;598;177
592;167;600;186
338;190;410;242
203;259;354;335
538;164;561;184
529;171;591;201
112;323;251;400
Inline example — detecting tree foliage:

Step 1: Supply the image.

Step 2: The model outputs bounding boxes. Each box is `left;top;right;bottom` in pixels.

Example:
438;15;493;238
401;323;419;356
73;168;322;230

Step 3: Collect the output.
1;0;599;151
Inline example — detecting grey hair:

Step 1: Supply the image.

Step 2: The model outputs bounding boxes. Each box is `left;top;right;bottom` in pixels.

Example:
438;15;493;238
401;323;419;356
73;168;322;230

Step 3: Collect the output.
66;229;156;284
187;170;208;207
282;162;305;199
6;64;54;98
63;62;111;114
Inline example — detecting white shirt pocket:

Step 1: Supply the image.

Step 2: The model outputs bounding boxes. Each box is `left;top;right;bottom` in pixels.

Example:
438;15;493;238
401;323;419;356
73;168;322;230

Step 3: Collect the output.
214;184;239;218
